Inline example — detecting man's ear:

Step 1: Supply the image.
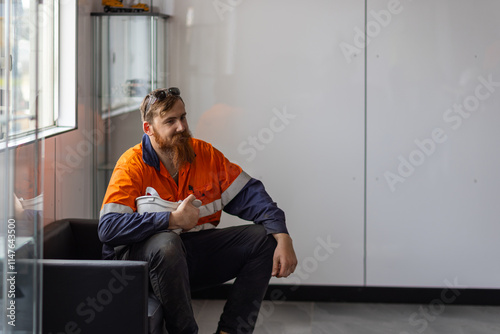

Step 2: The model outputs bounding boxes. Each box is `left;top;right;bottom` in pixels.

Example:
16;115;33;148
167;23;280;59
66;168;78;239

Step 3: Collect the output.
143;121;154;135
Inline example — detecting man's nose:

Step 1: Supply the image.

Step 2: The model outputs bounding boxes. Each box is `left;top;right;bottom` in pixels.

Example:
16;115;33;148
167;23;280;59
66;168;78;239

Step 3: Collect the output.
176;121;186;132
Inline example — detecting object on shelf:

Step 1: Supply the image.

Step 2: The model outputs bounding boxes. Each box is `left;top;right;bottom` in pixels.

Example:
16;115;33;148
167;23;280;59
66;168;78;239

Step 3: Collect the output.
102;0;149;13
123;79;150;97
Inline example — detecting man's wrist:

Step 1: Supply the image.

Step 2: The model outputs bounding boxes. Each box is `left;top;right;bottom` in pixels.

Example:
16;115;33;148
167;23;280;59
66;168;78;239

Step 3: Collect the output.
155;211;171;230
168;211;180;230
272;232;292;243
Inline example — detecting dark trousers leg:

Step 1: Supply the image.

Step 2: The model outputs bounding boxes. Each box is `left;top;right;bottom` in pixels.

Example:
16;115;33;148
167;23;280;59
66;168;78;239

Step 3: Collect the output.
126;224;276;334
127;231;198;334
183;224;277;333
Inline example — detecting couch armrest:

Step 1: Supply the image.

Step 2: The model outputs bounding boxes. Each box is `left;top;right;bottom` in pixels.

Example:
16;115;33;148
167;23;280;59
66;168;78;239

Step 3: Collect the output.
42;259;148;334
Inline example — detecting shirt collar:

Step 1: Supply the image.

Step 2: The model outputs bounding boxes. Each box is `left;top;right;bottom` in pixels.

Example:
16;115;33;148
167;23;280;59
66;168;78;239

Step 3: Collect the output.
142;134;161;171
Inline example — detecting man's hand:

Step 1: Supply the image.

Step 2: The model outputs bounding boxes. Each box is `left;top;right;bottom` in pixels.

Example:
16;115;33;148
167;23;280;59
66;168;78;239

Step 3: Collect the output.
169;195;200;231
272;233;298;278
13;193;25;219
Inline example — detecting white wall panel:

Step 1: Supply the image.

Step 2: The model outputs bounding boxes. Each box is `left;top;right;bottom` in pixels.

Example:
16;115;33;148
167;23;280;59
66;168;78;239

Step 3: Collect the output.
366;0;500;287
169;0;366;285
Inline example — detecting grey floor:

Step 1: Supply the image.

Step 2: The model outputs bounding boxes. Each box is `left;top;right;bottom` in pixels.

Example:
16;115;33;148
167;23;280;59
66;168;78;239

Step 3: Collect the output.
193;300;500;334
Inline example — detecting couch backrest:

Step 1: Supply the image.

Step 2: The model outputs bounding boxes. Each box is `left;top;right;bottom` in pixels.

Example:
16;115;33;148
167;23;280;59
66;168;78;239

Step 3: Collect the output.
44;220;77;259
69;219;103;260
44;219;103;260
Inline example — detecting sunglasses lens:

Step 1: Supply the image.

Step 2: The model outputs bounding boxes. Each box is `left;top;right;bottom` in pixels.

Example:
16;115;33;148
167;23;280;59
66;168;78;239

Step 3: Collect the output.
168;87;180;96
156;90;167;100
145;87;181;115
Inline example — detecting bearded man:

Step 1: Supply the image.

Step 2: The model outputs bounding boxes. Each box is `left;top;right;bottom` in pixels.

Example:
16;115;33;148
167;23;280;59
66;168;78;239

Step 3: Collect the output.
98;87;297;334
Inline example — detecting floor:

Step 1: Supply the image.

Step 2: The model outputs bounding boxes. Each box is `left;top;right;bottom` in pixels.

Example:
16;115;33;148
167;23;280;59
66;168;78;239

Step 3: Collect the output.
193;300;500;334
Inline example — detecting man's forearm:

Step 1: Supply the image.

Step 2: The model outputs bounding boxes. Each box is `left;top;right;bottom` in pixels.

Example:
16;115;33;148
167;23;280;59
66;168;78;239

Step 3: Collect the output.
98;211;170;246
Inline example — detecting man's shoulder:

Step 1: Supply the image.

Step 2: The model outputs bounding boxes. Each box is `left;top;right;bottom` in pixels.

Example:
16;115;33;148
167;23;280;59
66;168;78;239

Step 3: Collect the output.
115;142;145;168
192;138;228;158
191;138;216;153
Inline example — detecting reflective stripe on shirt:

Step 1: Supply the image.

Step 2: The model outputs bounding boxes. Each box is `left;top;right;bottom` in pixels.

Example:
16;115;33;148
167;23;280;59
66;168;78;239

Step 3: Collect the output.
221;171;251;206
197;171;251;217
100;203;133;218
198;199;222;218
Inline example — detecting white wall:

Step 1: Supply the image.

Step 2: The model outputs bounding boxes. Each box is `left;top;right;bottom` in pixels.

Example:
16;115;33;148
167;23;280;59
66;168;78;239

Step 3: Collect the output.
168;0;500;288
168;0;366;286
365;0;500;288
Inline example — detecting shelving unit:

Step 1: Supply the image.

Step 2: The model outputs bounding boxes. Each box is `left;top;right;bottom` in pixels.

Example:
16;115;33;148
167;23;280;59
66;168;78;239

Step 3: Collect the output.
92;12;169;214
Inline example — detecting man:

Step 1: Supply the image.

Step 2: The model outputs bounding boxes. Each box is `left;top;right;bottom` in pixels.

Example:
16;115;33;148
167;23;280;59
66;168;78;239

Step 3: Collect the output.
98;87;297;334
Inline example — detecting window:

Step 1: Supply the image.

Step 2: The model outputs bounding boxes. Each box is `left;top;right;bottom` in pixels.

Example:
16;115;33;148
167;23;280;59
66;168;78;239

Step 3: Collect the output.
1;0;77;147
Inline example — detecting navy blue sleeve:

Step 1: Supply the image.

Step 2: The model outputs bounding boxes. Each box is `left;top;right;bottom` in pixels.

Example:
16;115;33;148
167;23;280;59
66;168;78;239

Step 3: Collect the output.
98;211;170;247
223;178;289;235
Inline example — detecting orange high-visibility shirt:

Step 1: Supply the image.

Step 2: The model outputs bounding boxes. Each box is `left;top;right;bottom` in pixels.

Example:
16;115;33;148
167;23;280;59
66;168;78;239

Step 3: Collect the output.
101;136;250;227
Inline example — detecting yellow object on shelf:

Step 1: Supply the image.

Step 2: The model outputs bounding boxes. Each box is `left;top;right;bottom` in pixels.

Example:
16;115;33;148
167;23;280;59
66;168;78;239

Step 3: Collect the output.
102;0;149;13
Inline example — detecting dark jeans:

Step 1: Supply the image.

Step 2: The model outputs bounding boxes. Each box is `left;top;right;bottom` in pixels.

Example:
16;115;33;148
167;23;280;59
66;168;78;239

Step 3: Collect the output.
124;224;277;334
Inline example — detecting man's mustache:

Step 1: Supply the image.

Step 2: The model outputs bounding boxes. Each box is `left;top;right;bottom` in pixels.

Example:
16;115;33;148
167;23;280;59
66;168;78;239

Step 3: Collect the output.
172;131;191;141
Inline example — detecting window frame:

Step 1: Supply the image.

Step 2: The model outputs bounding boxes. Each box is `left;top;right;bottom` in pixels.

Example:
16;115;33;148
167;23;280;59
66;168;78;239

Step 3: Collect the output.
0;0;77;149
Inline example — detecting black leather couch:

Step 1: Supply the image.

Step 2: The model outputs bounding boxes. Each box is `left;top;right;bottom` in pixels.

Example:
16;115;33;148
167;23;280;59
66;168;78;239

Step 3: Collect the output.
42;218;165;334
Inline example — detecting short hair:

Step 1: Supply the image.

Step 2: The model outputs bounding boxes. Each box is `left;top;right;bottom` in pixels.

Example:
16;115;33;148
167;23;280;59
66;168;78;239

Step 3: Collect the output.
140;88;184;123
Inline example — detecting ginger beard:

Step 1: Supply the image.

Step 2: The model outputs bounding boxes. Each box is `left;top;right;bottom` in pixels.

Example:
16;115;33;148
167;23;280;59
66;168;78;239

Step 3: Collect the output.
152;128;196;171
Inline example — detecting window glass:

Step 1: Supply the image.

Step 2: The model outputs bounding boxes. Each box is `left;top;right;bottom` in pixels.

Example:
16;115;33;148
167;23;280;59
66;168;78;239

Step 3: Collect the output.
1;0;68;145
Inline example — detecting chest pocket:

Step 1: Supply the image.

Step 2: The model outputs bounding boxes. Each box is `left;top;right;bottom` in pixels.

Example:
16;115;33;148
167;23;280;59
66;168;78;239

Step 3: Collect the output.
190;183;221;204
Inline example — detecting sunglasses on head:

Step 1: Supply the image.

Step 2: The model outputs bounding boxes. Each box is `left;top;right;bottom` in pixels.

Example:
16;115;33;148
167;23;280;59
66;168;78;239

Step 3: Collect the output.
144;87;181;116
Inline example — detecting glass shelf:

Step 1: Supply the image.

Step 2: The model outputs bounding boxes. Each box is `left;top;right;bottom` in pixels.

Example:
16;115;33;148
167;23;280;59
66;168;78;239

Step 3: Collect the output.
92;12;169;218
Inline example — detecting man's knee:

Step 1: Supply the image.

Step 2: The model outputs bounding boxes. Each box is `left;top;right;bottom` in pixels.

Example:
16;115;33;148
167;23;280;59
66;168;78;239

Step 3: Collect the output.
245;224;269;238
245;224;277;255
145;232;185;263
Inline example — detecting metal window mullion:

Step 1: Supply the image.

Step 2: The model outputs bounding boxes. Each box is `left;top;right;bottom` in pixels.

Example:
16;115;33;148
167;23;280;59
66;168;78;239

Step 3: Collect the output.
53;0;60;123
1;0;13;333
151;16;157;90
29;0;38;128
